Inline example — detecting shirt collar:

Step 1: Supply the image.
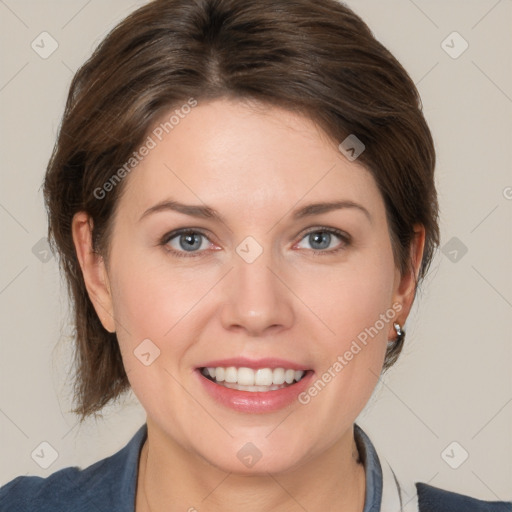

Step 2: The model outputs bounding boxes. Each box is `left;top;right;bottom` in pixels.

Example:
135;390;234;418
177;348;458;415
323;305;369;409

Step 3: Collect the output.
354;423;384;511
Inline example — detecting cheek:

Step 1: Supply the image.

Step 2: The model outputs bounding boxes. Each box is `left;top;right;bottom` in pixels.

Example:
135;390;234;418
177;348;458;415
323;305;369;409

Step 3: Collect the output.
107;257;208;410
294;251;396;348
107;257;173;352
304;252;396;411
291;247;396;411
111;270;168;338
337;270;395;342
108;254;217;355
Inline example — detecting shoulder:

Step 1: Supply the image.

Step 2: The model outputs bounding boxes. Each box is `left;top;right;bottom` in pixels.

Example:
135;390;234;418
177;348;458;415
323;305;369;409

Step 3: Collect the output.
0;466;85;512
0;456;116;512
0;423;147;512
416;482;512;512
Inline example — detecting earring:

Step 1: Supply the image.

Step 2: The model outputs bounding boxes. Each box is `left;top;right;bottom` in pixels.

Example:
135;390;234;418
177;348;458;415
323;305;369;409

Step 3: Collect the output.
392;322;404;343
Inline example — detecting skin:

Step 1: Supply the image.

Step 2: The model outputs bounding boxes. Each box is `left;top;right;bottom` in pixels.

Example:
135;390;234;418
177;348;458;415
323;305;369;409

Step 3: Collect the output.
72;97;425;511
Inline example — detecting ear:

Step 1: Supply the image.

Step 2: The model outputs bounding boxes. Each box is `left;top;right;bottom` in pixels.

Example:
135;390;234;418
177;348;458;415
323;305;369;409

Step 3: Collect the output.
390;224;426;336
71;211;116;333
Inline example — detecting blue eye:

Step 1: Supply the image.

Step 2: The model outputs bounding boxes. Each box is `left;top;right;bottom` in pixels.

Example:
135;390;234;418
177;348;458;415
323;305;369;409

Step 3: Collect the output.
162;230;212;256
160;227;350;258
295;228;350;254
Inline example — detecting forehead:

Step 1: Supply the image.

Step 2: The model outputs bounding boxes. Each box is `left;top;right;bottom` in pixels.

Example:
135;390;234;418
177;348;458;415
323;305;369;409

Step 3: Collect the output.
118;98;382;220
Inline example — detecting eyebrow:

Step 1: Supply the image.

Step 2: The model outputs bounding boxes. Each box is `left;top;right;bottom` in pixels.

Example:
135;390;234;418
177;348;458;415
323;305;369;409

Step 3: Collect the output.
292;200;371;222
139;199;371;223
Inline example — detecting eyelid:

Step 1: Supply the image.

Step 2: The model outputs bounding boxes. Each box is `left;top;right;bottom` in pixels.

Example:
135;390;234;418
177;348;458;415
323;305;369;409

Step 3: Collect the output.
160;227;212;245
297;225;351;241
292;226;351;250
160;228;218;257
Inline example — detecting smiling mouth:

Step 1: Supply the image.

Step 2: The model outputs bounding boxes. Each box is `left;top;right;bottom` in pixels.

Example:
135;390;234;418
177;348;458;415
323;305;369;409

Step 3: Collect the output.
199;366;310;392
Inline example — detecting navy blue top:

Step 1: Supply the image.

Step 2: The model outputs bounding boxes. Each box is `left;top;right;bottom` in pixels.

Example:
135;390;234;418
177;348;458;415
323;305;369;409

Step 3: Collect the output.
1;423;510;511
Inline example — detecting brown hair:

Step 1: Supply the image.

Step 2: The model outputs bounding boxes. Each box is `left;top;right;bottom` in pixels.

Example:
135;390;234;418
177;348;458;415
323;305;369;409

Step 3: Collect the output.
44;0;439;422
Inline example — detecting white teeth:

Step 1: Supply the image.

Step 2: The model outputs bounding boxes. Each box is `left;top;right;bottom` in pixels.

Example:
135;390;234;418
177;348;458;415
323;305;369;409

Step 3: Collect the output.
222;382;286;392
215;367;225;382
273;367;285;385
224;366;237;383
255;368;273;386
201;366;307;388
238;367;255;386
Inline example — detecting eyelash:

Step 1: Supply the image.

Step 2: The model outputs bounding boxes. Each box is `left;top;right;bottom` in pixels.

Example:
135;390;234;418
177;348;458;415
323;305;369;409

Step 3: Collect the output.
160;227;351;258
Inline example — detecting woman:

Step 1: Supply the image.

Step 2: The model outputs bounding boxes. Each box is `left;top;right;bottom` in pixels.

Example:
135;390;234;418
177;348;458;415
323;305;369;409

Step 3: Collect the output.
1;0;510;510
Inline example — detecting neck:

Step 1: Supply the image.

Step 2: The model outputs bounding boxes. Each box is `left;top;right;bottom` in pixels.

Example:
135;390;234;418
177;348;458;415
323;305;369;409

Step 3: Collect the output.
136;422;366;512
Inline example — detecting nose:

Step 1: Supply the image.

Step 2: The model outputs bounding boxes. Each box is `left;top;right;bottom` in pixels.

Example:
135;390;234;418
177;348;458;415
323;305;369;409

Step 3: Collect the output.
220;251;295;336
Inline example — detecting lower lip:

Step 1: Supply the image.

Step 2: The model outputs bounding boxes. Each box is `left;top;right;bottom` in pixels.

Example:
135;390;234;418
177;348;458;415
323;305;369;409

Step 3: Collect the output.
195;369;315;413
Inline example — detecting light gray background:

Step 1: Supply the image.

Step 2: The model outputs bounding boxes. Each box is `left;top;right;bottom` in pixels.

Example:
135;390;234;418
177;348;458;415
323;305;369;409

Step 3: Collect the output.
1;0;511;502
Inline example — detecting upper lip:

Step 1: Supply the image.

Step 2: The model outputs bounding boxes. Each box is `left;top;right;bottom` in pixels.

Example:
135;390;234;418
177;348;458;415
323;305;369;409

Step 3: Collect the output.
197;357;310;371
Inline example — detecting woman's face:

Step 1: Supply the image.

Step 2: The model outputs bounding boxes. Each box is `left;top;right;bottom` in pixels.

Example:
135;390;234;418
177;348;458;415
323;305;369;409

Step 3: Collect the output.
76;98;420;474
